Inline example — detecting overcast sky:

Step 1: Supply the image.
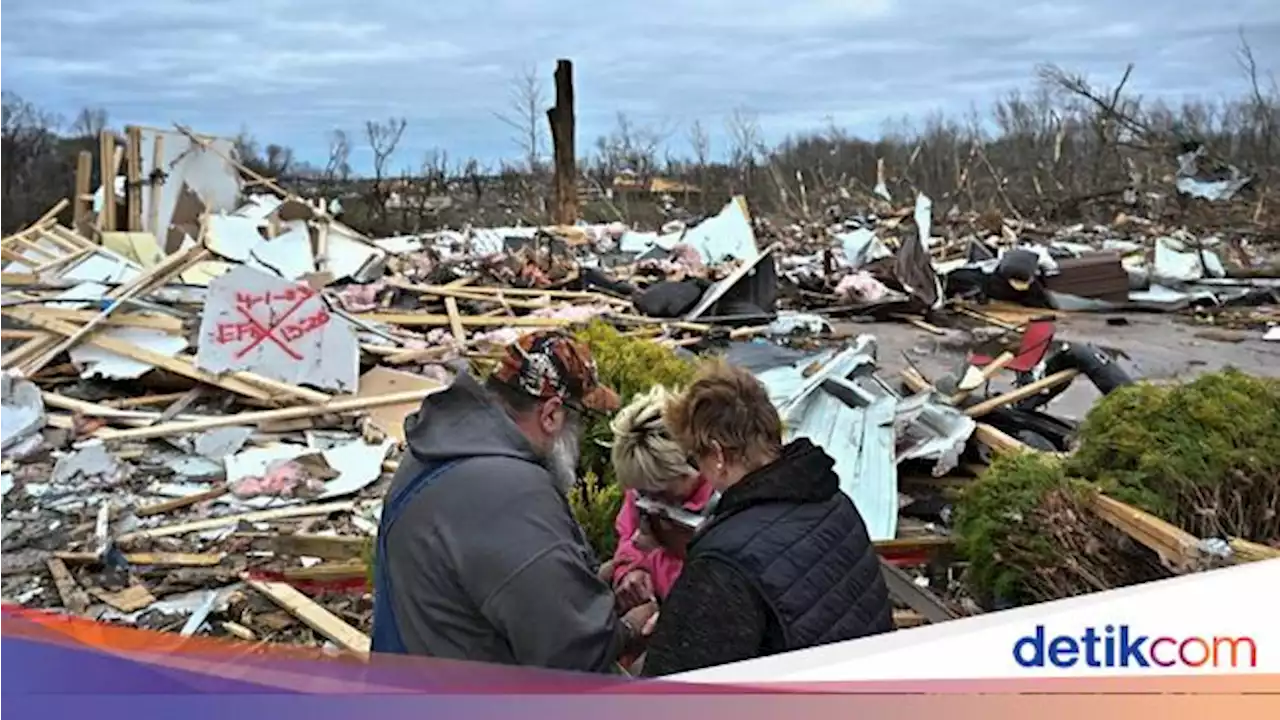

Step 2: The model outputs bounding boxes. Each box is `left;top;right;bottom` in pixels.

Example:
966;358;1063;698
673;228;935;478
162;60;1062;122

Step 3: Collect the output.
4;0;1279;173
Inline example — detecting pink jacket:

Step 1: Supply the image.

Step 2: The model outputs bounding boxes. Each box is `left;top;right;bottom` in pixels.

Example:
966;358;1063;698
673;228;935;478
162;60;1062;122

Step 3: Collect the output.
609;476;715;600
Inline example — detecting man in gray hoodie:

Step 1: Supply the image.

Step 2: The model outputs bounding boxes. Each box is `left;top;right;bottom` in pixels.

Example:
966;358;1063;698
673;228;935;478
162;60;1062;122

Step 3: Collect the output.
371;331;656;671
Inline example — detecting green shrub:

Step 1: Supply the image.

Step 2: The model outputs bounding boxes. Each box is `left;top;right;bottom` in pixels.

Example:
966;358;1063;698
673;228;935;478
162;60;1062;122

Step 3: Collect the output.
570;321;697;558
957;369;1280;605
955;451;1076;604
1067;369;1280;540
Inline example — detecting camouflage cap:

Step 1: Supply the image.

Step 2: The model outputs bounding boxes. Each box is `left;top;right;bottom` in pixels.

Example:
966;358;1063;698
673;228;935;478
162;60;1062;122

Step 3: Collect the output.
492;330;620;414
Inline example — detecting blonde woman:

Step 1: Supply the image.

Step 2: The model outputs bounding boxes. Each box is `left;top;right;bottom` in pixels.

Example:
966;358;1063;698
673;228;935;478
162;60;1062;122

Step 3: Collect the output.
608;385;715;611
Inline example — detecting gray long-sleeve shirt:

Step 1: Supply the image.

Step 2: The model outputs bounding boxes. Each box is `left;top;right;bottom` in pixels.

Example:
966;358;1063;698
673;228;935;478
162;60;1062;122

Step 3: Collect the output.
377;373;623;670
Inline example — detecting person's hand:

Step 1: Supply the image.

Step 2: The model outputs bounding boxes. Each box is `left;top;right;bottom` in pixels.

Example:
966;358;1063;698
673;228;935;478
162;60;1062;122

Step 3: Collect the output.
642;610;660;636
615;570;655;610
621;600;658;636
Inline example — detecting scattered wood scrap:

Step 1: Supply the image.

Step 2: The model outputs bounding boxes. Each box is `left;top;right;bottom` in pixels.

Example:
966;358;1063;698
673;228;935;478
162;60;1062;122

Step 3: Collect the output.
245;578;371;654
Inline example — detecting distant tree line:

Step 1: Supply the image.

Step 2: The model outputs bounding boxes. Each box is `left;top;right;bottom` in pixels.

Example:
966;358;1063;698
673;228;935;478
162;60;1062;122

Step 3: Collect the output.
4;35;1276;237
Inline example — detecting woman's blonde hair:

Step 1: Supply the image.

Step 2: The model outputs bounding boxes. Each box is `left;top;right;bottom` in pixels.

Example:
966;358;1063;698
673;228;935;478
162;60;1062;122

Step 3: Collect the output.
609;385;695;493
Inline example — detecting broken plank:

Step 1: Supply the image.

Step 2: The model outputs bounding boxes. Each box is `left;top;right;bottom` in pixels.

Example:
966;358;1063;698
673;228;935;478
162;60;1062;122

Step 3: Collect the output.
97;387;444;442
3;307;315;403
444;297;467;344
29;307;185;332
54;551;226;567
356;312;571;328
91;584;156;613
272;534;367;560
963;369;1081;418
245;578;370;653
46;558;90;613
283;560;366;582
134;486;229;518
1088;493;1206;573
1229;538;1280;563
116;501;355;543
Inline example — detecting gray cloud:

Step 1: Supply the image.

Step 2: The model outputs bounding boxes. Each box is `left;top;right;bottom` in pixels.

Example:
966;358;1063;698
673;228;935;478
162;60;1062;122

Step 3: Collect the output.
3;0;1278;171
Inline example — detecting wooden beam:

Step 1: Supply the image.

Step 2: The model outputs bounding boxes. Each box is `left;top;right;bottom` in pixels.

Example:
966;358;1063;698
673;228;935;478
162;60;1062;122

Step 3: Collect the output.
98;131;117;231
547;59;577;226
356;312;571;328
117;501;355;543
1088;493;1206;573
963;369;1080;418
54;551;225;567
272;534;368;560
245;578;371;653
283;561;366;583
147;134;164;234
134;487;229;518
96;387;444;442
74;152;93;233
3;307;273;401
444;297;467;344
126;126;144;231
46;558;90;613
22;244;210;374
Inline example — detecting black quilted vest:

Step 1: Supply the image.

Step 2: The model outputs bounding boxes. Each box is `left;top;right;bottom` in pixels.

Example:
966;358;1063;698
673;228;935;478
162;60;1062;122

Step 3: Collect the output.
689;439;894;653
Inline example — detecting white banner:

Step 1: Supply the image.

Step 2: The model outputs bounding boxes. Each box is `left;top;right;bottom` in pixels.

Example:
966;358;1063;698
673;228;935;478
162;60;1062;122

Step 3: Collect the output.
678;560;1280;682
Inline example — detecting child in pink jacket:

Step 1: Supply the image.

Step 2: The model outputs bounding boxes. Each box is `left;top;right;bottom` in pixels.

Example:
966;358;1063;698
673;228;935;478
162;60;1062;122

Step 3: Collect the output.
607;386;716;609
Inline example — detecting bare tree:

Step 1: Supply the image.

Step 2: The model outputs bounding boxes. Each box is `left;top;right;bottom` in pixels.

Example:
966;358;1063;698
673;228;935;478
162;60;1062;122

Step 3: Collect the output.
322;129;351;198
1236;29;1278;169
495;66;548;174
595;112;670;180
70;107;109;138
725;107;763;191
1;92;71;232
365;117;408;225
688;119;711;168
263;143;294;176
462;157;485;202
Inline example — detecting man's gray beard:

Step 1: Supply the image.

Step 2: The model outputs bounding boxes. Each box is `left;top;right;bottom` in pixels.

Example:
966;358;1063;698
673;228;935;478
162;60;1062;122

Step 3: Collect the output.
546;425;582;494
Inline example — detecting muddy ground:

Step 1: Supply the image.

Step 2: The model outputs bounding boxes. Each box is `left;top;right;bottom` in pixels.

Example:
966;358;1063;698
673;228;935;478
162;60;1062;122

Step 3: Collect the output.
844;313;1280;421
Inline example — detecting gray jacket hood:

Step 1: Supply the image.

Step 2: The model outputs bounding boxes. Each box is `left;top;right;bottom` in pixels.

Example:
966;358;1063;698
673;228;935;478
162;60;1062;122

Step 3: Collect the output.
403;371;544;468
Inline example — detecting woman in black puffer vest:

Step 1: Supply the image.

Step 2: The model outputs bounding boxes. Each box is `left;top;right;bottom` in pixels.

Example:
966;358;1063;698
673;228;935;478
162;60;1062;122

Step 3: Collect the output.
640;359;893;676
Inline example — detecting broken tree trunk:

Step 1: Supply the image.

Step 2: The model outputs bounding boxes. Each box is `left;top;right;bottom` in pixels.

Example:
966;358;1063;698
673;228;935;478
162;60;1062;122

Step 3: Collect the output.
547;59;577;226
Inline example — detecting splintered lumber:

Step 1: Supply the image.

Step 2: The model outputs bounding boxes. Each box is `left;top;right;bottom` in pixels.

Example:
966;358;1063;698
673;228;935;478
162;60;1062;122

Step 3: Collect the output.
23;244;210;374
31;307;184;332
99;131;117;231
116;501;355;543
54;551;225;567
972;423;1037;456
949;350;1017;404
355;312;570;328
46;558;90;613
134;487;229;517
963;369;1081;418
5;307;329;404
893;610;927;628
126;126;143;231
444;297;467;344
1229;538;1280;563
91;585;156;612
272;534;367;560
1088;493;1205;572
74;151;93;231
97;387;443;442
283;561;366;583
245;578;371;653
